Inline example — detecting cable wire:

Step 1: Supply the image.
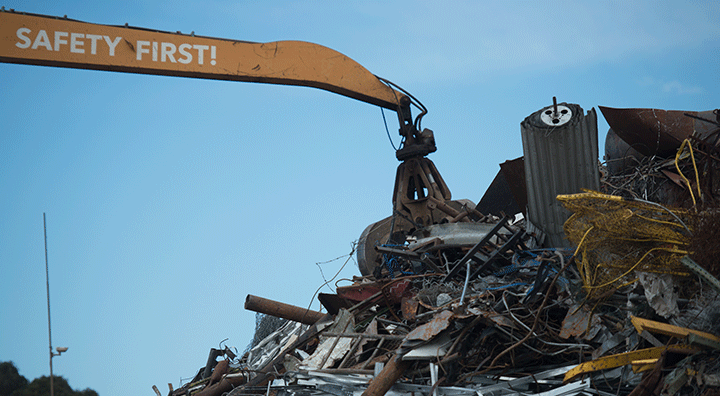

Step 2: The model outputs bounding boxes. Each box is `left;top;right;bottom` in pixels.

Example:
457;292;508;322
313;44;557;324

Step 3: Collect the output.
381;108;397;151
376;76;428;131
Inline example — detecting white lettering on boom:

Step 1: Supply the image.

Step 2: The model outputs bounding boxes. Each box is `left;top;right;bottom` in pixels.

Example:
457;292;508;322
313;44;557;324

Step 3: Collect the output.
135;41;216;66
15;28;121;56
15;28;217;66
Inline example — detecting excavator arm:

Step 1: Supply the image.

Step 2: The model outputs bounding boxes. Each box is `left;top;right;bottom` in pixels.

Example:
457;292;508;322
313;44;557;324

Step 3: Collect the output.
0;9;441;158
0;9;461;276
0;10;409;119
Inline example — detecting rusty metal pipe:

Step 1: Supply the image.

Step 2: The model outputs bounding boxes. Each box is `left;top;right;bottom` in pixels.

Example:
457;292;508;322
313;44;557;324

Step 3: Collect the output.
427;196;461;218
193;373;244;396
245;294;325;325
362;355;411;396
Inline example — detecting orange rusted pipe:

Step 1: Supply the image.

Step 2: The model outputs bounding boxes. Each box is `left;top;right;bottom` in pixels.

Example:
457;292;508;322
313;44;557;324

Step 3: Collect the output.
244;294;324;325
362;355;411;396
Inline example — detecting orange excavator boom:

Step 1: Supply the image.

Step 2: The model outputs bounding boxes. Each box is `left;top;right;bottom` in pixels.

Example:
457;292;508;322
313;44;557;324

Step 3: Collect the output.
0;10;407;112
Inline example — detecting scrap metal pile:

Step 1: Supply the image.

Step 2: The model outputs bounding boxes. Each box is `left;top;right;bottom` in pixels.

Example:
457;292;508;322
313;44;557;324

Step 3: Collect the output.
157;105;720;396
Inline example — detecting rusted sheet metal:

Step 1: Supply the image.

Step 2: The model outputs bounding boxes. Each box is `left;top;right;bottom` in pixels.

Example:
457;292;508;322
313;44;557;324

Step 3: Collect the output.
559;308;589;339
406;310;453;342
317;292;353;315
559;306;600;339
499;157;528;214
336;282;383;302
337;279;409;304
487;313;514;328
599;106;719;157
476;157;527;217
661;169;687;188
401;297;418;320
244;294;325;325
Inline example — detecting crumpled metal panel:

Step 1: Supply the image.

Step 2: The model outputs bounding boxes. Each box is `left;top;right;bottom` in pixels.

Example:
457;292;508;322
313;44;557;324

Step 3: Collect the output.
471;364;577;393
408;222;497;248
246;320;305;370
405;310;453;342
559;305;600;339
402;332;452;360
476;157;527;217
521;102;599;248
336;279;409;304
301;309;355;370
401;297;418;320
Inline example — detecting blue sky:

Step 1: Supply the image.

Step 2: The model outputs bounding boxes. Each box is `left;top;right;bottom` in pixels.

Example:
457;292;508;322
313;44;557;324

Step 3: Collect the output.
1;1;719;396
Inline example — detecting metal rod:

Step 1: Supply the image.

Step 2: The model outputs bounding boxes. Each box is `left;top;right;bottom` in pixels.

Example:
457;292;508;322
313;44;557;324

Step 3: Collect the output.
360;338;386;370
244;294;325;325
44;213;54;396
321;332;405;341
430;363;439;396
443;215;511;282
459;261;470;303
317;318;350;369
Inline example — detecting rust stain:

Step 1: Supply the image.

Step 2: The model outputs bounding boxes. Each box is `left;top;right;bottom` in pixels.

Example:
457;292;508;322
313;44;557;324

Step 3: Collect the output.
406;310;453;341
401;297;418;320
559;306;594;339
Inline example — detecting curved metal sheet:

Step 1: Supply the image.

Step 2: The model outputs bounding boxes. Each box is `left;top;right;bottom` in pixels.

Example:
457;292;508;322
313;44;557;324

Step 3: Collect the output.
521;102;599;248
599;106;719;157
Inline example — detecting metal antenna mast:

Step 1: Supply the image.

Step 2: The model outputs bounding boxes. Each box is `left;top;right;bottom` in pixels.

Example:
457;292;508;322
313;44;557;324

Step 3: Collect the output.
44;212;56;396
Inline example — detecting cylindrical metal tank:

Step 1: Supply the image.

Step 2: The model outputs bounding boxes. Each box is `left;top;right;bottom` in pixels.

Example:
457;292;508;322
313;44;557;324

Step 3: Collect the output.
604;127;645;176
521;101;599;247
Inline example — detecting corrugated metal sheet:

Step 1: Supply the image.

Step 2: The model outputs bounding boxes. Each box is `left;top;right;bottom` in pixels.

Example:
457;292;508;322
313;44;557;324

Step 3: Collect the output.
521;103;599;248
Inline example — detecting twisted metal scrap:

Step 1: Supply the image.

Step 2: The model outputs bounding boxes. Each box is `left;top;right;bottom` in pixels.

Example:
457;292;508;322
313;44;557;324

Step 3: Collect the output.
558;191;690;300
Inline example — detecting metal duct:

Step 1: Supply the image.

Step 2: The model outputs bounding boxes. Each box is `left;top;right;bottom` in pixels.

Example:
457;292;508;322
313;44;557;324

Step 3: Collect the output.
521;101;599;248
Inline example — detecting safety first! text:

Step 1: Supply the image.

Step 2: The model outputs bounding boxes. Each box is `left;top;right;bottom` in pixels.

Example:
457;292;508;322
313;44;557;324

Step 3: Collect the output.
15;28;217;66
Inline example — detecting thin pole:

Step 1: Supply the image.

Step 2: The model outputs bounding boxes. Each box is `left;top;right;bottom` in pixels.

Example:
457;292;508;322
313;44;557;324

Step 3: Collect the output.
44;213;54;396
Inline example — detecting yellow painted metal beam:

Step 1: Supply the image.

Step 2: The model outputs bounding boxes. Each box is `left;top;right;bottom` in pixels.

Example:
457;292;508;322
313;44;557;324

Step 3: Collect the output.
631;359;658;374
630;316;720;342
563;345;697;382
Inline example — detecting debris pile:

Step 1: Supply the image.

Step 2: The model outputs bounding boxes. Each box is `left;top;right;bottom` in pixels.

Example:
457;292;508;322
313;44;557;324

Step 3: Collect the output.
157;105;720;396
